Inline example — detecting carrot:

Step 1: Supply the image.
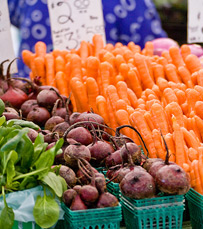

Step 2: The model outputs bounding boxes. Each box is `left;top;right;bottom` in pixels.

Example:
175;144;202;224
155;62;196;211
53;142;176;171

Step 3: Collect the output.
181;127;200;150
197;69;203;86
164;133;176;162
130;111;157;158
172;115;185;167
115;99;127;111
127;88;138;108
100;61;112;97
169;46;185;68
55;55;65;73
195;100;203;119
44;53;56;87
52;49;63;58
103;51;115;68
148;94;157;101
112;48;124;57
191;117;202;142
145;99;160;111
70;77;88;112
144;41;154;56
106;85;120;115
115;109;140;144
55;71;69;97
185;54;203;74
86;77;99;113
127;42;141;54
104;43;114;52
116;81;130;105
156;77;169;92
198;147;203;190
165;102;184;127
86;56;100;80
152;84;162;99
123;50;134;62
194;115;203;141
178;66;194;88
22;50;33;68
34;56;46;85
145;88;157;99
164;63;181;83
150;103;169;135
92;34;104;58
70;54;83;80
191;160;203;194
152;64;165;82
152;129;166;160
190;167;196;188
98;49;108;62
78;40;89;61
180;44;191;61
161;51;172;64
163;88;178;105
115;55;126;72
126;105;135;116
173;88;186;105
186;88;200;114
96;95;110;126
191;72;198;85
194;85;203;101
106;97;118;133
157;56;168;67
34;41;47;57
144;111;155;131
126;68;143;98
134;53;154;89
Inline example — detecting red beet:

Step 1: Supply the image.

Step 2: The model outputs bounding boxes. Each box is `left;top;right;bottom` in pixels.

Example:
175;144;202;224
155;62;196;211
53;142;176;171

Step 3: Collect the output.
105;149;122;168
27;128;39;142
51;98;67;119
96;192;118;208
20;99;38;118
67;127;93;146
70;194;87;210
73;185;82;193
3;107;20;120
44;116;64;132
52;121;70;138
46;142;55;150
63;189;77;207
95;174;107;194
120;142;141;165
69;112;81;125
79;185;99;206
119;168;156;199
64;144;91;169
37;89;59;110
44;132;59;144
27;107;50;126
59;165;77;187
142;158;163;172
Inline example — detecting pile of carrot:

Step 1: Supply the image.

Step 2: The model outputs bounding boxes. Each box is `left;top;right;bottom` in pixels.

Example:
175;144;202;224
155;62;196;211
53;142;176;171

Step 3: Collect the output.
22;34;203;194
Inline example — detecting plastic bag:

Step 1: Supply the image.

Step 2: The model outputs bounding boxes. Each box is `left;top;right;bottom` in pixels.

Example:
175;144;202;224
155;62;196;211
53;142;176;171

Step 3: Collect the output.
0;186;64;224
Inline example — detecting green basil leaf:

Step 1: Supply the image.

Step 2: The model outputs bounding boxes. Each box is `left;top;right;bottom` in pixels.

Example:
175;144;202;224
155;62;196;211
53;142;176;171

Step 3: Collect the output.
7;119;41;130
41;172;66;197
33;194;59;228
34;133;44;147
0;116;6;127
19;176;37;191
6;151;18;184
31;143;48;167
2;150;18;175
0;99;5;116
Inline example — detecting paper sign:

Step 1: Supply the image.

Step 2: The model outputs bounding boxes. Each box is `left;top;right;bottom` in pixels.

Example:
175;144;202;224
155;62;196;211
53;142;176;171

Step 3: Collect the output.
187;0;203;43
47;0;106;51
0;1;17;74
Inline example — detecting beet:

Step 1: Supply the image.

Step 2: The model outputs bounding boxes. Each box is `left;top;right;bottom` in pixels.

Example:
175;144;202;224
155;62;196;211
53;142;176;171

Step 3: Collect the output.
76;166;98;185
79;185;99;206
105;149;122;168
155;164;190;195
27;128;39;142
3;107;20;120
142;158;163;172
63;189;77;207
51;98;67;119
52;121;70;138
69;112;81;125
73;185;82;193
96;192;118;208
70;194;87;210
37;89;59;110
46;142;56;151
67;127;93;146
44;132;59;144
120;142;141;165
119;168;156;199
95;174;107;194
20;99;38;118
27;107;50;126
64;144;91;169
59;165;77;187
44;116;64;131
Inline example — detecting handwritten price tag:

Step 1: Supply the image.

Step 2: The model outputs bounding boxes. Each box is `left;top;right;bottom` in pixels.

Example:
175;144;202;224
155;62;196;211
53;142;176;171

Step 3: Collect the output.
47;0;106;50
187;0;203;43
0;1;17;74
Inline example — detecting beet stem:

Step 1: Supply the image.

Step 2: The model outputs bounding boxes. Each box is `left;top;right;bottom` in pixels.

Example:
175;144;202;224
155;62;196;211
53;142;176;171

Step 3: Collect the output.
159;129;170;165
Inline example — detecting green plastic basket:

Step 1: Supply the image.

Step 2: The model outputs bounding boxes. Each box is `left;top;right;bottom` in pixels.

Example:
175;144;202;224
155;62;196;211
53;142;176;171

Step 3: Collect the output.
185;188;203;229
120;194;185;229
61;202;122;229
106;180;120;200
12;221;41;229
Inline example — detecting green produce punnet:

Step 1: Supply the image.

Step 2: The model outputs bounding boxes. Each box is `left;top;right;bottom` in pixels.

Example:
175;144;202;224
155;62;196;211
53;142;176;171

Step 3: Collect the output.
0;186;64;228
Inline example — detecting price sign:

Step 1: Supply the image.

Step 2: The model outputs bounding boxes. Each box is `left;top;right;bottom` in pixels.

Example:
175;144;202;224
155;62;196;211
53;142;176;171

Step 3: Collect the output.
47;0;106;51
0;1;17;73
187;0;203;43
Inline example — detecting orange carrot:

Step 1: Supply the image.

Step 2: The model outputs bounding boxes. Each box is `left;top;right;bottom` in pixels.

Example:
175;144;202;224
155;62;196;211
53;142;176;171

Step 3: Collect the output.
185;54;203;74
144;111;155;131
172;115;185;167
104;43;114;52
127;88;138;108
35;41;47;57
173;88;186;105
165;102;184;127
156;77;169;92
78;40;89;61
22;50;33;68
191;117;202;142
44;53;56;87
152;64;165;82
70;77;88;112
55;55;65;73
191;72;198;85
152;129;166;160
123;50;134;62
194;115;203;141
100;61;112;97
180;44;191;61
86;77;99;113
161;51;172;63
181;127;200;150
144;41;154;56
115;55;126;72
116;99;127;111
134;53;155;89
164;133;176;162
34;56;46;85
55;71;69;97
194;85;203;101
92;34;104;58
116;81;130;105
163;88;178;105
157;56;169;67
191;160;203;194
186;88;200;114
150;103;169;135
130;111;157;158
106;85;120;115
115;109;140;144
198;147;203;190
126;68;142;98
164;63;181;83
169;46;185;68
70;54;83;80
106;97;118;133
197;69;203;87
126;105;135;116
96;95;110;126
178;66;194;88
86;56;100;80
